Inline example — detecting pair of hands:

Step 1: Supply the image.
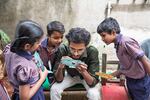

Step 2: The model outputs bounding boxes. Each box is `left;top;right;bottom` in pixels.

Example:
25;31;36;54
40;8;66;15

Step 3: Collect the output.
76;63;87;73
58;56;87;73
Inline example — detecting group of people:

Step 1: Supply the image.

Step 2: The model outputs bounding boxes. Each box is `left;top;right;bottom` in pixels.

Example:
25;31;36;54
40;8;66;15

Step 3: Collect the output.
1;17;150;100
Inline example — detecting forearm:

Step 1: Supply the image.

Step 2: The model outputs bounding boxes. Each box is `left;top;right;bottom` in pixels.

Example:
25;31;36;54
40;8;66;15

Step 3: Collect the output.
81;71;95;86
19;78;45;100
55;67;64;82
140;55;150;74
29;78;45;98
20;67;48;100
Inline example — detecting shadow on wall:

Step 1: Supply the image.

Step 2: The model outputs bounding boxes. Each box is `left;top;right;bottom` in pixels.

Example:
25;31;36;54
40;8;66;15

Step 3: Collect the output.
0;0;18;39
0;0;9;6
0;0;77;40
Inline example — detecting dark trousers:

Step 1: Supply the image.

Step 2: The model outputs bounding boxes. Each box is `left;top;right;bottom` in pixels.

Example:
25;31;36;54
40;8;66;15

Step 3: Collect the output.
12;87;45;100
126;75;150;100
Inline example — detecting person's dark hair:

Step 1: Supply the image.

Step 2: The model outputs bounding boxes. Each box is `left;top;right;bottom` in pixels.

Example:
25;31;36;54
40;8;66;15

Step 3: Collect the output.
97;17;120;35
11;20;44;52
47;21;65;36
66;27;91;46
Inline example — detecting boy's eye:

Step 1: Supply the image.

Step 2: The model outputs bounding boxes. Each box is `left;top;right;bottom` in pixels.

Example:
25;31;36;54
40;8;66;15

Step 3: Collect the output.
101;34;105;37
35;41;40;45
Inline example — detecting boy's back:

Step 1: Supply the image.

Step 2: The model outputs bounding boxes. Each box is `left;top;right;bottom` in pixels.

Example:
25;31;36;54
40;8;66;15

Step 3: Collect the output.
115;34;145;79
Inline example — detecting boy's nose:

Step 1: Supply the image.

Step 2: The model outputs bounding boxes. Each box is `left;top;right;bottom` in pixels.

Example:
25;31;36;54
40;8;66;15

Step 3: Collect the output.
57;38;62;43
73;51;79;56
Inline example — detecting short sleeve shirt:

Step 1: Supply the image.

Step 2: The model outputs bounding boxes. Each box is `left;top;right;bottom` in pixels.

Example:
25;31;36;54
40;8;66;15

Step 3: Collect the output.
0;84;10;100
115;34;145;79
3;44;39;93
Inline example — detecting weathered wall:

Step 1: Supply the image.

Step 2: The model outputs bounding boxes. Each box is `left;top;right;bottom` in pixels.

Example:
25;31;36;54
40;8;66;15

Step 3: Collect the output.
0;0;78;39
0;0;150;60
1;0;150;37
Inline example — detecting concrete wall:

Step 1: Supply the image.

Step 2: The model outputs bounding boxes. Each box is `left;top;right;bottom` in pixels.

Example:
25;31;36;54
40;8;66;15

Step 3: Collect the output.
0;0;150;60
0;0;78;39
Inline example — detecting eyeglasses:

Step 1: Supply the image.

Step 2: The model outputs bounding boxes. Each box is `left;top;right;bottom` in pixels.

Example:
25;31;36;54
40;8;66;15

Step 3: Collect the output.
69;47;85;55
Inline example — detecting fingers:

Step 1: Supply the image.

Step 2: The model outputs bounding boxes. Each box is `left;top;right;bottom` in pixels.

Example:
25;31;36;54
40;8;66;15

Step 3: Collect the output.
39;67;48;75
58;63;65;69
77;64;87;70
76;64;87;73
38;68;42;73
62;56;70;59
81;64;87;70
38;67;48;81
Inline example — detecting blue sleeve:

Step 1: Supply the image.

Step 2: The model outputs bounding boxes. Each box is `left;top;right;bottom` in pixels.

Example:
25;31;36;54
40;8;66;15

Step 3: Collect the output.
141;39;150;59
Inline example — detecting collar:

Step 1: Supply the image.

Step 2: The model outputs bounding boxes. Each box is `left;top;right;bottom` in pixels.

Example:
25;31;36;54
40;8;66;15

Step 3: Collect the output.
114;34;122;49
16;50;33;60
41;38;48;48
41;38;58;53
80;49;87;58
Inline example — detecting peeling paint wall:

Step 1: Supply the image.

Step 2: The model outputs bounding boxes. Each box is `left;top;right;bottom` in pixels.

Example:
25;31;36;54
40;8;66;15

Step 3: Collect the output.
0;0;150;60
0;0;78;39
1;0;149;37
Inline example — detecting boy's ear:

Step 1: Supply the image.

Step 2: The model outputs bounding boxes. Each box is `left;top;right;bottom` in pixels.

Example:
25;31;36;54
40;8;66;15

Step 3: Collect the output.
24;43;32;50
111;29;116;35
